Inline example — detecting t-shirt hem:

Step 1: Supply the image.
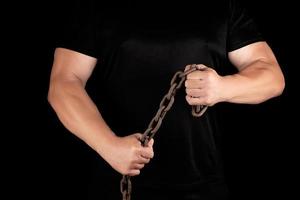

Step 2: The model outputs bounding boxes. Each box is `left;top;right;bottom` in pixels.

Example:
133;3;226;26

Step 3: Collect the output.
228;37;265;52
56;44;99;59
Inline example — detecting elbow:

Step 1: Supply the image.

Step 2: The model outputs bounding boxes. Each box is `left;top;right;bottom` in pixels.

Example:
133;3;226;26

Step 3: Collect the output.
256;67;285;104
47;84;57;109
47;81;62;111
274;72;285;97
47;79;82;110
270;71;285;98
276;79;285;97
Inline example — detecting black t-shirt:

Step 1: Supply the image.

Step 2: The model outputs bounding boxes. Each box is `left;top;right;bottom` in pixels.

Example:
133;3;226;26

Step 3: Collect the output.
56;0;263;199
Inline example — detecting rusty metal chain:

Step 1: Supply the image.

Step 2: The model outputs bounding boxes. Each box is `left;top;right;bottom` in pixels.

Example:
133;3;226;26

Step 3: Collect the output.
120;64;208;200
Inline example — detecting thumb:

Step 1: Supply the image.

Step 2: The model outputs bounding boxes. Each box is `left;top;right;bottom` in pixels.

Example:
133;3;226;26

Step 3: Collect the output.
196;64;208;71
184;64;192;72
133;133;143;141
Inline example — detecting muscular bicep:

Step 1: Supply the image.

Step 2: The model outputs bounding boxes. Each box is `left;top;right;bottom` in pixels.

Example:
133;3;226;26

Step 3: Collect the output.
228;41;279;71
50;48;98;85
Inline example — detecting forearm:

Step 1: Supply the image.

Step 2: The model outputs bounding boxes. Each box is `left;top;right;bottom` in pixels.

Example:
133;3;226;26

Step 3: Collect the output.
48;79;115;155
221;60;285;104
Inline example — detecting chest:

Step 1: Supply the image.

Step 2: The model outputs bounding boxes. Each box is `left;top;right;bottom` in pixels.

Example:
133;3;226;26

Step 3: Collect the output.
97;5;229;61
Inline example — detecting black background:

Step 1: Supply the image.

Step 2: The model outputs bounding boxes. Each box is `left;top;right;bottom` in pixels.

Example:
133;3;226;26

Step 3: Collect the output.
6;0;298;199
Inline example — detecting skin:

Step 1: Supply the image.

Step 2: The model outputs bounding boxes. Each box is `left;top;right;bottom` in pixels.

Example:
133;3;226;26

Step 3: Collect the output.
185;42;284;106
48;41;285;176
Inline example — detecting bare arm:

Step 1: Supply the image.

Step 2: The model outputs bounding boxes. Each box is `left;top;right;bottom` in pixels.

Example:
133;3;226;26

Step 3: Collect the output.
224;41;285;104
48;48;154;176
48;48;113;152
185;42;285;106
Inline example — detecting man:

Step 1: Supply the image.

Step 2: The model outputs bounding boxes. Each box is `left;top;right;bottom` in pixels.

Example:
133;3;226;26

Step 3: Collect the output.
48;0;285;199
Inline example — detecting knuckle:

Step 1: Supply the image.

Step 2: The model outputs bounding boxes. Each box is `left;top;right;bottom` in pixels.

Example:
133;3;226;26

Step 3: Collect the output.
196;64;206;70
185;64;191;71
186;73;192;79
185;88;189;94
186;96;192;105
184;80;189;88
187;89;193;95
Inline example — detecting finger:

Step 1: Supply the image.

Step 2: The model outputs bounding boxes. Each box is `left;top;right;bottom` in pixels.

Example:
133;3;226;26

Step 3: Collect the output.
134;133;143;141
195;64;208;70
144;138;154;147
132;163;145;169
186;70;207;80
128;169;140;176
133;133;143;146
185;95;208;106
185;88;205;98
140;147;154;159
184;64;192;72
185;79;204;89
140;150;154;159
137;156;151;164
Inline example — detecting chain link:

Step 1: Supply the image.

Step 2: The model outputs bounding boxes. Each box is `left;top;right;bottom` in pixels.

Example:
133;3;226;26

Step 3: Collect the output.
120;64;208;200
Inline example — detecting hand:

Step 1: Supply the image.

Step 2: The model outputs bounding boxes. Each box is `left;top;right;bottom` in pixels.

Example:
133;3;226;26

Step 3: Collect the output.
184;64;224;106
101;133;154;176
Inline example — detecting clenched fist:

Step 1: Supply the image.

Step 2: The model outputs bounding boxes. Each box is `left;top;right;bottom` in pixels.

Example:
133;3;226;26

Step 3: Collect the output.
184;64;225;106
101;133;154;176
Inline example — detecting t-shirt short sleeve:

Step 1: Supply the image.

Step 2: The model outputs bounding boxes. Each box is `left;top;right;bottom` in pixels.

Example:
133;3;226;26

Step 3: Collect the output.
55;1;100;58
227;0;264;52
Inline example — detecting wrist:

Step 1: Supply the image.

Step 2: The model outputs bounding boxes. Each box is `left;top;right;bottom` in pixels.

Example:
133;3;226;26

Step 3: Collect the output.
94;129;119;156
219;75;235;103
